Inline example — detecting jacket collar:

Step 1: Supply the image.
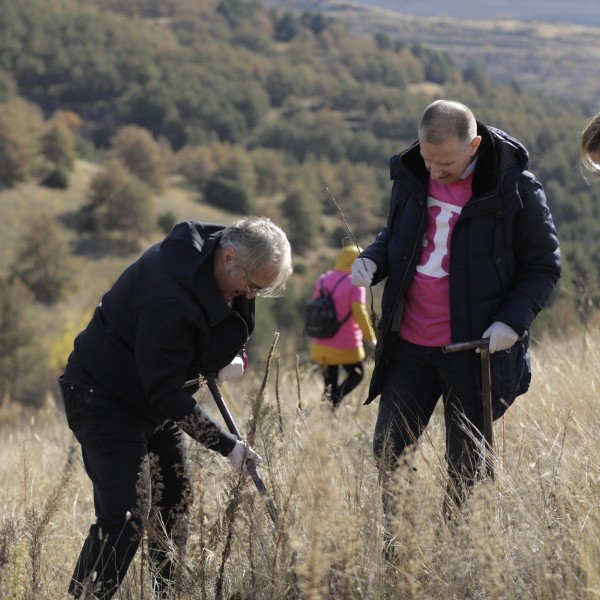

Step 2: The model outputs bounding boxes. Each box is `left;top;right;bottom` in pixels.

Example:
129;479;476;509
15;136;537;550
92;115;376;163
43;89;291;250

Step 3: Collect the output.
391;123;529;213
193;255;254;326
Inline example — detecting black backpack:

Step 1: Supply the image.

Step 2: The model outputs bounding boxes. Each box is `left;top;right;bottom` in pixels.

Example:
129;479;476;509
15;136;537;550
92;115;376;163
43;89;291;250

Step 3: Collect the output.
304;275;351;338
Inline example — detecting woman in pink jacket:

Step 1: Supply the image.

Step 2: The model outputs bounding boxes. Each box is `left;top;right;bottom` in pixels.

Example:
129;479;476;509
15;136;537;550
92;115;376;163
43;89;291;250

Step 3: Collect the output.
310;246;376;408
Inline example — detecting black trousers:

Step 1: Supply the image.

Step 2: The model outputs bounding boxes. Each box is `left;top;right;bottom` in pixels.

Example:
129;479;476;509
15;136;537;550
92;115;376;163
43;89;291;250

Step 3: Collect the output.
323;361;365;407
373;339;484;509
59;379;192;599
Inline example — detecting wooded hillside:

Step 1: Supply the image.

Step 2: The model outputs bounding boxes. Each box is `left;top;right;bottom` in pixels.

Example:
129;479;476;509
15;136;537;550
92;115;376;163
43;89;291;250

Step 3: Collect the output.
0;0;597;403
260;0;600;106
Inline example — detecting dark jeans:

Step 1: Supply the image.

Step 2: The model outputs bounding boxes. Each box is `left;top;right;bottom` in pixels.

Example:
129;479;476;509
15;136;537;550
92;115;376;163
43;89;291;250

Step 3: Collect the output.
58;378;192;599
373;339;484;509
323;361;365;407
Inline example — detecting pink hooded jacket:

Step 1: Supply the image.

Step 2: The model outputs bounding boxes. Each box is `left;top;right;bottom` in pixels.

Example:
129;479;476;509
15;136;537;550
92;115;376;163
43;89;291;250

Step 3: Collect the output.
310;246;376;366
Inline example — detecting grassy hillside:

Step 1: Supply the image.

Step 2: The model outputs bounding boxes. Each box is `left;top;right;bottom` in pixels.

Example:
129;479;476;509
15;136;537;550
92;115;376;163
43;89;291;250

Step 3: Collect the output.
0;330;599;598
0;159;244;291
0;159;252;401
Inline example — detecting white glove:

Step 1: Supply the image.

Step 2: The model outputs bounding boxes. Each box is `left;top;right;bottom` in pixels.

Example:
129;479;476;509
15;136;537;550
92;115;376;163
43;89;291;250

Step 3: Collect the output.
351;257;377;287
481;321;519;353
228;439;263;475
217;356;245;383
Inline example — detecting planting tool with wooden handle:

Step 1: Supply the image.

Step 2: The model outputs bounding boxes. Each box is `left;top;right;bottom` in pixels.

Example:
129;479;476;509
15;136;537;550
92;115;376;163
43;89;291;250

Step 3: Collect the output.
184;376;279;526
442;337;495;479
442;333;528;480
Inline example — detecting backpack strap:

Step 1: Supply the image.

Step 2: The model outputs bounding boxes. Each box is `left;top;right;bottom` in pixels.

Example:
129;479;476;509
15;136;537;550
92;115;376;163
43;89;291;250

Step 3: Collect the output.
321;274;352;324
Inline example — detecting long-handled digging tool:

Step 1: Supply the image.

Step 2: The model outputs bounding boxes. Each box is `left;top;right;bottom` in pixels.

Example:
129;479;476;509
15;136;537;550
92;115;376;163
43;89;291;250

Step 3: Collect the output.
442;337;495;480
184;376;279;527
442;334;527;481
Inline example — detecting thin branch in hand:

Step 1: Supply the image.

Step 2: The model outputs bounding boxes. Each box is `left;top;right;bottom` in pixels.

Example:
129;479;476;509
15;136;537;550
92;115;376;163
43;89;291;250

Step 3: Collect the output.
326;186;380;334
275;355;284;435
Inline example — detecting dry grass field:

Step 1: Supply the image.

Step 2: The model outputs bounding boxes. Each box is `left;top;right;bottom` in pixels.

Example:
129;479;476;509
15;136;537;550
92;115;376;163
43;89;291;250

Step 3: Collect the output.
1;330;600;599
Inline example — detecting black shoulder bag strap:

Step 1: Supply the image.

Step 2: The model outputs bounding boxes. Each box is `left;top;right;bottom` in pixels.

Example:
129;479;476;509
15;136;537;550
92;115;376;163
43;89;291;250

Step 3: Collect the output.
322;274;353;325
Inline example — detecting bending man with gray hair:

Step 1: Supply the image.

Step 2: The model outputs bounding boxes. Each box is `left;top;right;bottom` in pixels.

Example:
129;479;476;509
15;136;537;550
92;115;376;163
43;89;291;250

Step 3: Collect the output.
352;99;560;534
58;217;292;598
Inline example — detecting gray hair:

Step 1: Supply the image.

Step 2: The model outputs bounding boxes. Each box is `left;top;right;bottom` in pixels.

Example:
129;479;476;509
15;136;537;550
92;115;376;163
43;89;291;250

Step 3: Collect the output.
220;216;293;297
419;99;478;147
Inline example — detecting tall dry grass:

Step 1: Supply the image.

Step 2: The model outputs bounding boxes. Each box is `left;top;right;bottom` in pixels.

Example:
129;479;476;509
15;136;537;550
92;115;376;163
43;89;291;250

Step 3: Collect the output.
0;332;599;599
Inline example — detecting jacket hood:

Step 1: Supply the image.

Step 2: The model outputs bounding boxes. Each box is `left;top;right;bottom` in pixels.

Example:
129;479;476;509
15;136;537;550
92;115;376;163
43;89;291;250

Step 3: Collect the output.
472;124;529;197
334;245;362;272
160;220;224;298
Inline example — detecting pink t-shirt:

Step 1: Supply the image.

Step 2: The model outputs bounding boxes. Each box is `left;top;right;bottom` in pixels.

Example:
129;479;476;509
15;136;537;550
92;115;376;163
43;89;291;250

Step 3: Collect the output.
398;174;473;346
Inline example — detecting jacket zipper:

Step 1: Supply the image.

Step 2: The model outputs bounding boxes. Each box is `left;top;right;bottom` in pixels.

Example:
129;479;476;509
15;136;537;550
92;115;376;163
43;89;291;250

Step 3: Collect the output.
389;196;428;332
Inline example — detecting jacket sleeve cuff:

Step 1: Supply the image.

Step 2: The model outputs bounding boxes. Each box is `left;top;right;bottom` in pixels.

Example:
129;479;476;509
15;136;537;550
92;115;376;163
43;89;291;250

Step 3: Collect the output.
176;404;237;455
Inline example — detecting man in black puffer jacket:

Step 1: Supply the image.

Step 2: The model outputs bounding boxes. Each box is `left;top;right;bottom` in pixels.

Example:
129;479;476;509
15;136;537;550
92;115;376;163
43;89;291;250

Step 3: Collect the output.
351;100;560;527
59;216;292;599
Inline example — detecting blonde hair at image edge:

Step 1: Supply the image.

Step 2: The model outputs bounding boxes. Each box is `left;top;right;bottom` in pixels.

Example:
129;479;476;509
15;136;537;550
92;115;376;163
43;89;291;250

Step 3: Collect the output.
581;112;600;177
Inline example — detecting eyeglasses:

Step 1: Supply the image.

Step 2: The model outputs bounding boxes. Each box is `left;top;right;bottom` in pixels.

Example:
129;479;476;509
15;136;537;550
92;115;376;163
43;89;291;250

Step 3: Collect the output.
244;275;266;297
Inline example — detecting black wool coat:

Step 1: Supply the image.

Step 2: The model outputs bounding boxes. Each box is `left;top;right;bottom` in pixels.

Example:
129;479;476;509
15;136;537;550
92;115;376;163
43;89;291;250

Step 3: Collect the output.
64;221;254;452
361;124;561;415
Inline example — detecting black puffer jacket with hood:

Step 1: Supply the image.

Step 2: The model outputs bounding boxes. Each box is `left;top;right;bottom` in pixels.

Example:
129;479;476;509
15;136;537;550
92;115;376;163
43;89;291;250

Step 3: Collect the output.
360;124;561;415
63;221;254;454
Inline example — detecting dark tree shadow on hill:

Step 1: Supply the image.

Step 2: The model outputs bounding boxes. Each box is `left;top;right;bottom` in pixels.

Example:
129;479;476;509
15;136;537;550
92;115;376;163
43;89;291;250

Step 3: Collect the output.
58;211;143;258
71;234;141;258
